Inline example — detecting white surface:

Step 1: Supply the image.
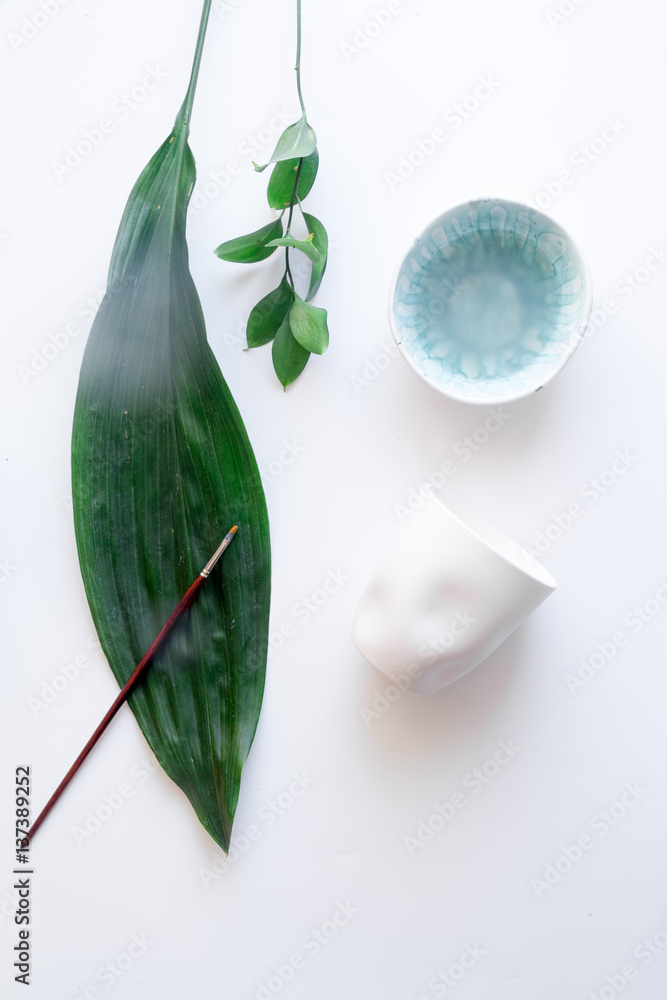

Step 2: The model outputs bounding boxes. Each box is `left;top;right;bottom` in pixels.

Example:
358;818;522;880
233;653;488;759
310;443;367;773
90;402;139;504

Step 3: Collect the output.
2;1;667;998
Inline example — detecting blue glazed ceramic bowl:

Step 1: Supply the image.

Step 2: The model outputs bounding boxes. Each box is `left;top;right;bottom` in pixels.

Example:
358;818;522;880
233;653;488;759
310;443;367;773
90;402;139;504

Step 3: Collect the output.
389;198;592;404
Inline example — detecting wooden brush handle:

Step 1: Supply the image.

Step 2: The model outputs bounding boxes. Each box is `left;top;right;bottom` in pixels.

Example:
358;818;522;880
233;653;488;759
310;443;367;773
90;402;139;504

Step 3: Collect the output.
24;573;206;846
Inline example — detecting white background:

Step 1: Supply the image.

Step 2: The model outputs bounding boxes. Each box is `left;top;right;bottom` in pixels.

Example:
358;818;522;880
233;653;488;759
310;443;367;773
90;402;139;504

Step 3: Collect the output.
2;0;667;998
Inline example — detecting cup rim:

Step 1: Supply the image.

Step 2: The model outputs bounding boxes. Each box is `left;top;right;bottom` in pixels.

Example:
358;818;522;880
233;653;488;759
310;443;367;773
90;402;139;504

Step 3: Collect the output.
426;489;557;591
388;196;594;406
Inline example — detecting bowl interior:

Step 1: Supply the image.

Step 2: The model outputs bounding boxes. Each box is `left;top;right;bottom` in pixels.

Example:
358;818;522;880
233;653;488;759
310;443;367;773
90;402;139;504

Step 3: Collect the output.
390;199;592;404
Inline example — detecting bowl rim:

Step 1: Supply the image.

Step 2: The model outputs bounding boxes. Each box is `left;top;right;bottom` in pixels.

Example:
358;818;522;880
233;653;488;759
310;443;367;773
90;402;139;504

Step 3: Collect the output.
387;196;594;405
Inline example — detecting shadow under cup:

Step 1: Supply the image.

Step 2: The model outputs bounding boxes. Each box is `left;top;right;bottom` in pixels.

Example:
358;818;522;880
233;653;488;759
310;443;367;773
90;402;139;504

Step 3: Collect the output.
352;492;557;695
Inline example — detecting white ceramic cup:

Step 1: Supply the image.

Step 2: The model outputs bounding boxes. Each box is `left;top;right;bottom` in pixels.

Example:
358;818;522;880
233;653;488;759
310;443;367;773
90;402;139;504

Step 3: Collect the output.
352;491;557;695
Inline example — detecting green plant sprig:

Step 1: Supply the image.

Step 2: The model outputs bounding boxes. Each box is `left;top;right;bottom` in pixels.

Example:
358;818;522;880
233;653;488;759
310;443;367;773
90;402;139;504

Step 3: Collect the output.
214;0;329;388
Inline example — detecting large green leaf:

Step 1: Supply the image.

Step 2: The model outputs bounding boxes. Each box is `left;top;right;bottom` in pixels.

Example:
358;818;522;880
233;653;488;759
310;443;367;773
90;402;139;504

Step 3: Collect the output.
71;95;271;851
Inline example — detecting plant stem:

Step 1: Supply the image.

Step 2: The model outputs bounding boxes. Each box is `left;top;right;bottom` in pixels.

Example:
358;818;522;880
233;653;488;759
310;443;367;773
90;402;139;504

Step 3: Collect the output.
285;160;304;236
284;157;305;290
295;0;306;116
179;0;215;132
285;253;295;291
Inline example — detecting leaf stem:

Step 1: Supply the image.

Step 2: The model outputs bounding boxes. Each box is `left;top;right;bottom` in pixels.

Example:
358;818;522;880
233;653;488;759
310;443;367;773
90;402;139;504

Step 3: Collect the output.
178;0;215;133
295;0;306;116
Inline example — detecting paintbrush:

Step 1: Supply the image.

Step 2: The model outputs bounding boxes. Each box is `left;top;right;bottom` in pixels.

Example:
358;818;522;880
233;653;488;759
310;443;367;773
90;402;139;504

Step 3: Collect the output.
23;526;238;846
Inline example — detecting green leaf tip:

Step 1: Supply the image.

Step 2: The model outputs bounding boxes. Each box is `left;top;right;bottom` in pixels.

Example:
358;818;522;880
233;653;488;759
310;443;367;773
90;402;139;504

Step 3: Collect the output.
253;115;317;172
272;311;311;387
246;276;293;348
289;295;329;355
214;218;284;263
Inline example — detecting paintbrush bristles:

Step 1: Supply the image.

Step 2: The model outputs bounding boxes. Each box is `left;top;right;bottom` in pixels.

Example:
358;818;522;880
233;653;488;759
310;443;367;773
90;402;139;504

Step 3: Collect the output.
201;525;238;578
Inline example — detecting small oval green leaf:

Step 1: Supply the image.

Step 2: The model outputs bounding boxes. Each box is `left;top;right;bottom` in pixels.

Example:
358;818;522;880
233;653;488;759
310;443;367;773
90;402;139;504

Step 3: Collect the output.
289;295;329;355
272;312;311;387
254;115;317;172
266;234;321;265
246;276;293;348
302;212;328;301
267;150;319;210
214;218;284;263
